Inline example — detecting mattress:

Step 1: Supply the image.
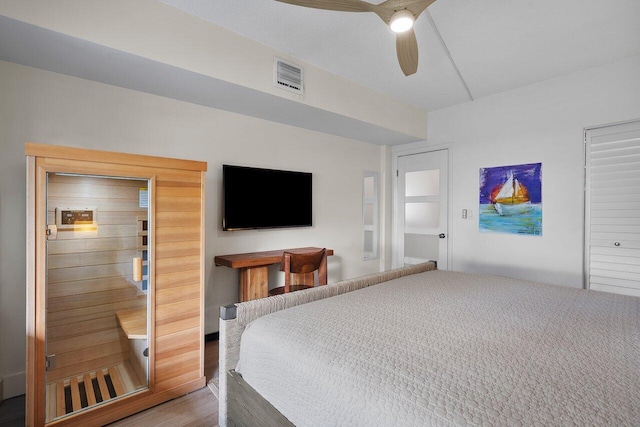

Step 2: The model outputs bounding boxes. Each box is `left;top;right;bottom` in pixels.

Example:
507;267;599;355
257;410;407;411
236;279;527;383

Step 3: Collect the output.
236;270;640;426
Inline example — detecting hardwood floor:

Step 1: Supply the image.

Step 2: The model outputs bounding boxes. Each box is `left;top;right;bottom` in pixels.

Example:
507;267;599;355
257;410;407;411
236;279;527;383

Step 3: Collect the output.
0;393;25;426
204;335;220;393
0;339;220;426
107;387;218;427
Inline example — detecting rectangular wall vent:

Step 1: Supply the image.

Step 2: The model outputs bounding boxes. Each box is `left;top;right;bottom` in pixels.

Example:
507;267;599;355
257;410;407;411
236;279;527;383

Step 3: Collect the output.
274;57;303;95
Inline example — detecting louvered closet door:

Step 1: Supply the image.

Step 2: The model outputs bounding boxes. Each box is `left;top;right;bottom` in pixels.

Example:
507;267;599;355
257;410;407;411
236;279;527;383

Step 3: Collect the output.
586;120;640;296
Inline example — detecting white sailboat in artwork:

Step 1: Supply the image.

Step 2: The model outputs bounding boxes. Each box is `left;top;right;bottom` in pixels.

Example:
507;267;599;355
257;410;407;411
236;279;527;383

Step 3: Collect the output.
490;172;532;216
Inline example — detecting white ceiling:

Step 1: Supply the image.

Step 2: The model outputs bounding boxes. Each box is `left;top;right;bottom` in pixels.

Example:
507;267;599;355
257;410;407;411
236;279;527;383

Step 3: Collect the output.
158;0;640;112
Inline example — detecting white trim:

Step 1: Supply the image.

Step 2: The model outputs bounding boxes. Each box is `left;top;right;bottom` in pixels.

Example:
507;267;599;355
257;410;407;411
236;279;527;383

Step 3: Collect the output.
583;127;589;290
391;142;454;270
1;371;26;400
362;171;379;261
379;145;390;271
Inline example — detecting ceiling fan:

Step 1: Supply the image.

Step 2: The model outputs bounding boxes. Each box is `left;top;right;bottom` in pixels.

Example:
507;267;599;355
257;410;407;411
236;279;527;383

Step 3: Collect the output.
275;0;437;76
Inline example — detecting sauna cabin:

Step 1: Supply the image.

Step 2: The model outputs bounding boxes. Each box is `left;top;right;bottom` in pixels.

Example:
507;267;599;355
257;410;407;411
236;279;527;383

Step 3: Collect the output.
25;143;207;426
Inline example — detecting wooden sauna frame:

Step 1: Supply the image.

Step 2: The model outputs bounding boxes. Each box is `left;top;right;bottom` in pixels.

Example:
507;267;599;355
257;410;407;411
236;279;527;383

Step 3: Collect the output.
26;143;207;426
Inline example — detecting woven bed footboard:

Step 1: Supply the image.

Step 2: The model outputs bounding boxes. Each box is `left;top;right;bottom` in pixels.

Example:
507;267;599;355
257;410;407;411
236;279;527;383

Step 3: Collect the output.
218;261;436;427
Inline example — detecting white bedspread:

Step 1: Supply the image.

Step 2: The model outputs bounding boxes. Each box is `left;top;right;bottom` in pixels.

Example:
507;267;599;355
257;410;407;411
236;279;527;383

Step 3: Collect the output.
237;270;640;426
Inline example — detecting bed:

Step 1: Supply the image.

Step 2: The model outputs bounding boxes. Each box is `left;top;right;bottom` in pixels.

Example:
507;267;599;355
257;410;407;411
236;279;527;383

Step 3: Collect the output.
219;262;640;426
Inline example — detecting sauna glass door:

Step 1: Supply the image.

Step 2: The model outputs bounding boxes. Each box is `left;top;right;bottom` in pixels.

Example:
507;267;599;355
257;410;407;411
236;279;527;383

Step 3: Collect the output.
45;173;150;422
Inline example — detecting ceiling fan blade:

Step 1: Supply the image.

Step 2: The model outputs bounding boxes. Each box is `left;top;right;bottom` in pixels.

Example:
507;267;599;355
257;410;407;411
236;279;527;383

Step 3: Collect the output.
275;0;373;13
396;28;418;76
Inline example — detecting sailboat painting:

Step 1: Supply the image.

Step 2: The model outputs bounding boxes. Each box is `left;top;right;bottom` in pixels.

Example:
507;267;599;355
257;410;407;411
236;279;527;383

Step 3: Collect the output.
479;163;542;235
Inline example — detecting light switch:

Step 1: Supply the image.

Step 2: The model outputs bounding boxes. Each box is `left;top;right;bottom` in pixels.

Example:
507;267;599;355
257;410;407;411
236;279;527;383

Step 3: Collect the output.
462;209;467;219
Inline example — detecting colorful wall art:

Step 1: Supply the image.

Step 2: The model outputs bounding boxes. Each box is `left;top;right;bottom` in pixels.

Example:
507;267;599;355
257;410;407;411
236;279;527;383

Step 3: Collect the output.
479;163;542;235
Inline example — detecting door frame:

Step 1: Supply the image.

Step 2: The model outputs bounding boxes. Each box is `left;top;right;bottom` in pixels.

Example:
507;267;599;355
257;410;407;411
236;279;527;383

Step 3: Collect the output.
583;118;640;291
391;141;453;269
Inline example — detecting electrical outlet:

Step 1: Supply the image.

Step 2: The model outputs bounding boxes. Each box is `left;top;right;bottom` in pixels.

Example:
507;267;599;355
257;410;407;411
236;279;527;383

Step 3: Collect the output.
468;209;473;218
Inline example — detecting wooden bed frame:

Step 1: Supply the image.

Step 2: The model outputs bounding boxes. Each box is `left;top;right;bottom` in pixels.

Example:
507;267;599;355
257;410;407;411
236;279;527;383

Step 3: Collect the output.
218;262;437;427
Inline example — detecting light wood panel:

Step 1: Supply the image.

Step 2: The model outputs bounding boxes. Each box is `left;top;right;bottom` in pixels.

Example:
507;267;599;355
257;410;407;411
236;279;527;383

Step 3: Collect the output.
48;352;131;384
47;316;117;341
155;269;201;289
48;287;141;312
155;255;200;275
47;276;135;299
155;241;200;259
47;298;146;327
155;327;200;354
155;298;200;325
47;236;139;255
152;171;204;395
154;316;200;338
48;249;139;269
27;143;206;426
25;142;206;172
155;227;201;244
156;284;200;306
45;174;148;394
50;341;129;372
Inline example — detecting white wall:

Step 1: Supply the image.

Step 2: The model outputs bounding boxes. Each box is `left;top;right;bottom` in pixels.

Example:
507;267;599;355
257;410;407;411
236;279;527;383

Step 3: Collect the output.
427;54;640;287
0;60;385;399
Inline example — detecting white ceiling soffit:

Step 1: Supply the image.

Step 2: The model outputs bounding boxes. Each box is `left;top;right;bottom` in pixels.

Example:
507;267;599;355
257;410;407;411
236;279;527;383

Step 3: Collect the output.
158;0;640;111
0;15;421;146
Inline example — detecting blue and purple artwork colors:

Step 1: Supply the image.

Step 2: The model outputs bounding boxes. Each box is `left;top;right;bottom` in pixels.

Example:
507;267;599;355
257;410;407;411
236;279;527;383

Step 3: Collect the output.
479;163;542;236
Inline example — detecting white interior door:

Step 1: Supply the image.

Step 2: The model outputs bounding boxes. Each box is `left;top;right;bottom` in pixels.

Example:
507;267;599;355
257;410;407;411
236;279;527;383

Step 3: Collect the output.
395;149;448;269
585;120;640;296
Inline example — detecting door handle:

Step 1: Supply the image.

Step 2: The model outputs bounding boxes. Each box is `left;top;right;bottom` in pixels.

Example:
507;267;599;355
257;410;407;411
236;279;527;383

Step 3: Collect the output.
439;233;446;239
45;354;56;371
46;224;57;240
133;257;143;281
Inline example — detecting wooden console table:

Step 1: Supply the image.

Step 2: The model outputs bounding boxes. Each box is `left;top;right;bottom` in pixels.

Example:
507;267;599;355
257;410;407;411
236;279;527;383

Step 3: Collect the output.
215;247;334;301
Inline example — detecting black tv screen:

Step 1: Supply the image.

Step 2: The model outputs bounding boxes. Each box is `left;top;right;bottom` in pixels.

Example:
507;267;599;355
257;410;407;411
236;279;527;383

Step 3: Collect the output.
222;164;312;231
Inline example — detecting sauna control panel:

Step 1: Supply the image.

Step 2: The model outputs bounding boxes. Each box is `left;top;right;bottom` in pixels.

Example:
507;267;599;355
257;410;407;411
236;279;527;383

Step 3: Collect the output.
55;207;98;230
61;210;93;225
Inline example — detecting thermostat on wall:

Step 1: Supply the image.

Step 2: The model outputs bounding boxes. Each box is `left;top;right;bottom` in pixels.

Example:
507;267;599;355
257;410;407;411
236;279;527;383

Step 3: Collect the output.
55;208;98;231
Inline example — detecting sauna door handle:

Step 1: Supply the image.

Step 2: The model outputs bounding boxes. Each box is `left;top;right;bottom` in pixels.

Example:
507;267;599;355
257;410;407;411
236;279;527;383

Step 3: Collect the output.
45;354;56;371
46;224;57;240
133;257;143;281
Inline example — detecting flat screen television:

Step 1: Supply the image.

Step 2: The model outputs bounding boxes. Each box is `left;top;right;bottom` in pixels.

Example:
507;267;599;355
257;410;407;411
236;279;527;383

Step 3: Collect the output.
222;164;312;231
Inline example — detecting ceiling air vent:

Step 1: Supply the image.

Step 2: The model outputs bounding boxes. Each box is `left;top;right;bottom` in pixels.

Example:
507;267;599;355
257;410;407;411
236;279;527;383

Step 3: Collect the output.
274;57;303;95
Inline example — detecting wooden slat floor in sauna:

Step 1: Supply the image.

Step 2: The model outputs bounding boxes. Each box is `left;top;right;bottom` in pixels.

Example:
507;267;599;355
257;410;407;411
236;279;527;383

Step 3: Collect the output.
46;361;144;422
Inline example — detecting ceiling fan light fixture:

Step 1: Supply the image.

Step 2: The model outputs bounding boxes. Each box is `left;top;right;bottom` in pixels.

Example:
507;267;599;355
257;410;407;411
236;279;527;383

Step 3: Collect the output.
389;10;414;33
